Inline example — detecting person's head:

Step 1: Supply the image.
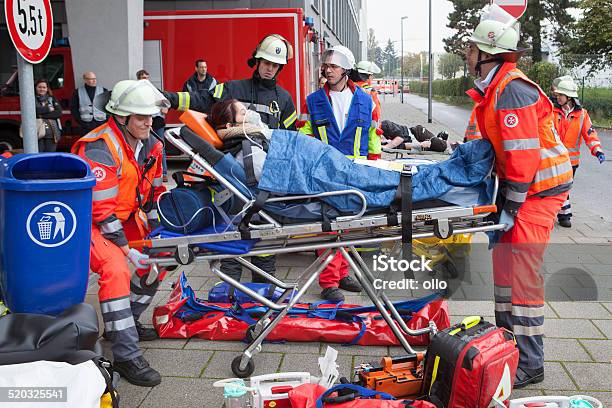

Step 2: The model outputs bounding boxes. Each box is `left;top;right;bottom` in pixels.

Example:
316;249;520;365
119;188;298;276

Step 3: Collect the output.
35;79;52;97
321;45;355;88
195;60;207;77
318;76;327;89
136;69;150;80
248;34;293;79
83;71;97;87
103;80;170;143
466;4;525;77
356;60;381;82
207;99;247;133
554;77;579;107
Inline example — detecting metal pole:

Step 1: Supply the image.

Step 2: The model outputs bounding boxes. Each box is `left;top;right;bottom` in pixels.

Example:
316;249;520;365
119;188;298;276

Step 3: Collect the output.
428;0;433;123
17;55;39;153
401;18;404;103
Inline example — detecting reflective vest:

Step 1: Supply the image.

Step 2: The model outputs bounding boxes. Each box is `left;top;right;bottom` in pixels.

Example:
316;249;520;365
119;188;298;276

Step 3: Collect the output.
78;85;107;122
356;80;382;125
467;62;572;198
464;107;482;141
72;119;164;223
306;85;372;159
553;106;602;166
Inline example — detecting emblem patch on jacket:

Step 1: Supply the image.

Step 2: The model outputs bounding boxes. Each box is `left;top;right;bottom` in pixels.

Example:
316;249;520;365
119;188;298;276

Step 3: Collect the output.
504;113;519;128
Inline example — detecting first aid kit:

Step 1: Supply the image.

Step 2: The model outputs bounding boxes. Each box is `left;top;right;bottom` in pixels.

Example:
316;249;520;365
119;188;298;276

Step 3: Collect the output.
507;395;602;408
355;353;424;398
421;316;519;408
251;372;312;408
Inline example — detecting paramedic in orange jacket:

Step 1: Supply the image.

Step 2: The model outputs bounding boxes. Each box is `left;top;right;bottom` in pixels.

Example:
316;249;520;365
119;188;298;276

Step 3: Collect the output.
72;80;169;387
353;60;383;134
465;4;573;388
552;76;605;228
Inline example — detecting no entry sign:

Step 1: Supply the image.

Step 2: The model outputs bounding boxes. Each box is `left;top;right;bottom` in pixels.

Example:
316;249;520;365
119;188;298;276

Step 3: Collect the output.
4;0;54;64
492;0;528;19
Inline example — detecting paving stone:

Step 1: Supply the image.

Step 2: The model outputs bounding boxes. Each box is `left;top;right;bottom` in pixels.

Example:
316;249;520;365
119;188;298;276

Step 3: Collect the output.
280;351;353;377
321;343;389;356
580;340;612;363
184;339;246;351
142;338;188;350
548;302;611;319
547;251;600;265
543;319;604;339
138;377;224;408
543;338;592;362
388;345;428;356
585;264;612;276
524;362;576;391
262;342;322;354
202;351;282;379
461;284;494;300
143;348;213;377
565;362;612;390
563;287;612;302
116;380;151;408
510;388;544;399
592;319;612;338
185;262;213;277
447;300;495;317
277;253;316;267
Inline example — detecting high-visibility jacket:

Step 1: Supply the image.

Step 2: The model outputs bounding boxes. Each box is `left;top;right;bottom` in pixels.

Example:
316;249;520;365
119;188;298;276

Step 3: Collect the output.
466;62;573;214
299;81;381;159
355;80;382;125
71;118;165;246
553;105;602;166
464;107;482;142
77;85;107;122
0;151;12;159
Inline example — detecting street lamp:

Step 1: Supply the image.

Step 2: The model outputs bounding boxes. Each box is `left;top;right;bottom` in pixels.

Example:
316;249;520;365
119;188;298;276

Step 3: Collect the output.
428;0;433;123
401;16;408;103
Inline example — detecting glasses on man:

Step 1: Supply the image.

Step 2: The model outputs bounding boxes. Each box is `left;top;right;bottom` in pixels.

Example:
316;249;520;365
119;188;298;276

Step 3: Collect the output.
321;63;342;71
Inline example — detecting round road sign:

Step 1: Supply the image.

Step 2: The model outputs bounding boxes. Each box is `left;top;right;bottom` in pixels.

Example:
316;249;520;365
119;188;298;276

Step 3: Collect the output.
4;0;54;64
492;0;528;19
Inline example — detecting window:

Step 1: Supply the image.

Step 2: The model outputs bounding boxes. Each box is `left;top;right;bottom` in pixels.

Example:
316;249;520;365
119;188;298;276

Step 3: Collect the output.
0;54;64;96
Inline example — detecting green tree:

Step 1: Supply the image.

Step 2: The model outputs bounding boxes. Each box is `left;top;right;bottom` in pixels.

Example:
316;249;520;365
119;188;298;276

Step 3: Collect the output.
444;0;576;63
367;28;384;72
437;53;464;79
561;0;612;73
382;39;399;77
401;52;422;79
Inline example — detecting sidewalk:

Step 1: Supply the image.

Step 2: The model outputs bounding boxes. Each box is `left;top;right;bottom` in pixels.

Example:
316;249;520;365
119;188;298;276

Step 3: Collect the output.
96;99;611;407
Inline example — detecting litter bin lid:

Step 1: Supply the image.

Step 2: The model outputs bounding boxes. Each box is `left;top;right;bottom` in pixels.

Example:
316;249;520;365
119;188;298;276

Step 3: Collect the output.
0;153;96;191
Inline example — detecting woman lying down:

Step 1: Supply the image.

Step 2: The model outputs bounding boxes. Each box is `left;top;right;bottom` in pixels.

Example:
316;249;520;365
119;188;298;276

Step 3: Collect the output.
182;99;495;216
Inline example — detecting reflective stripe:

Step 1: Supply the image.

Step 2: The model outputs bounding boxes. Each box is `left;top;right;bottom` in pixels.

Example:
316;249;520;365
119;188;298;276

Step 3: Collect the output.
300;114;310;121
318;126;329;144
586;140;600;148
494;285;512;297
578;111;585;139
512;305;544;318
503;138;540;151
283;110;297;128
104;316;136;332
251;103;274;115
177;92;190;111
513;324;544;337
567;148;580;153
540;145;568;160
105;132;124;178
354;127;362;158
100;219;123;234
213;83;224;99
130;293;153;305
152;177;163;187
505;189;528;203
370;120;377;128
92;185;119;201
147;209;159;220
100;297;131;314
495;302;512;313
534;161;572;184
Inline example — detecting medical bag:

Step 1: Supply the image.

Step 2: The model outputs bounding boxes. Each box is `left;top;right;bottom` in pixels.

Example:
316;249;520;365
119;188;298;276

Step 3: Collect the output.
355;353;424;399
157;183;218;234
421;316;519;408
250;372;311;408
208;281;297;304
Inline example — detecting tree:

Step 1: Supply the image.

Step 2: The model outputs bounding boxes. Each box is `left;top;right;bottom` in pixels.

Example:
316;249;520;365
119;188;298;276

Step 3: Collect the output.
437;53;464;79
367;28;384;73
444;0;576;63
561;0;612;73
401;53;422;79
382;39;399;77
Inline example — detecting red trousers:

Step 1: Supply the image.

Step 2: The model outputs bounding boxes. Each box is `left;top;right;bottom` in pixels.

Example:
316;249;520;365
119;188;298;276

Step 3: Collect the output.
317;250;349;288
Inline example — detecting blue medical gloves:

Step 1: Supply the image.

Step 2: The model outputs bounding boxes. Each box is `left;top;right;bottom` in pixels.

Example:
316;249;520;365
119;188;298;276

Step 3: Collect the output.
596;152;606;164
499;210;515;232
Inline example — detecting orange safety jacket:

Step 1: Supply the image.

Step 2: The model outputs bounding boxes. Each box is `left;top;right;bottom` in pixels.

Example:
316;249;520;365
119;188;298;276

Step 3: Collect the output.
464;107;482;142
553;105;602;166
71;117;165;246
355;80;382;126
466;62;573;214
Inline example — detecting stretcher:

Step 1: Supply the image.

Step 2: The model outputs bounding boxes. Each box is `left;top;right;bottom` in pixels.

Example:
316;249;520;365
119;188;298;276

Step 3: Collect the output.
382;147;450;159
132;122;505;378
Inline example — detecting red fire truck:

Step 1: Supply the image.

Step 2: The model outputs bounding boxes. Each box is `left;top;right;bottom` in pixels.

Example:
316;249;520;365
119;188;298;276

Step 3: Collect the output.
0;8;318;152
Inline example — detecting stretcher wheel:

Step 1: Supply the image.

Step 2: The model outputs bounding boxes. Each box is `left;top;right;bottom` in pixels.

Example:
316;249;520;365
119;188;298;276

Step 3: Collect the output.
231;355;255;378
433;220;453;240
174;246;195;265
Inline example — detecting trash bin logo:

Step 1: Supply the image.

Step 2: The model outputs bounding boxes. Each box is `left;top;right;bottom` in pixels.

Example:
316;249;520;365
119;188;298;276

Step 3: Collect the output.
26;201;77;248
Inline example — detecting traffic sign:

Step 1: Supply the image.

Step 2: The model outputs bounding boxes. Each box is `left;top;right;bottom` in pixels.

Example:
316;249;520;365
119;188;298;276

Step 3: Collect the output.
4;0;54;64
492;0;528;19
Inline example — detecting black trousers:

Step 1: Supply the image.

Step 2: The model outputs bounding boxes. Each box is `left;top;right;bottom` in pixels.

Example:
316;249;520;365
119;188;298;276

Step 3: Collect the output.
220;255;276;282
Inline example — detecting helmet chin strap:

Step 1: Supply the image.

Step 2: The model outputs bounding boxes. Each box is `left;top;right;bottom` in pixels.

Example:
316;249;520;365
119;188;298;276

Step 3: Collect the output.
475;50;502;77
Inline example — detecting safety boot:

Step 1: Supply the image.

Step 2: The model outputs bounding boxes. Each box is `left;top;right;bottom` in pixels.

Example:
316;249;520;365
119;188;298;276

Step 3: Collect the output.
135;320;159;341
321;287;345;303
339;276;362;292
513;366;544;389
558;218;571;228
113;356;161;387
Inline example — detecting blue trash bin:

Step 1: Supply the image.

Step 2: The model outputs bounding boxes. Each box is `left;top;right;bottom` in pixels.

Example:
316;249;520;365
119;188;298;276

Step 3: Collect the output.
0;153;96;315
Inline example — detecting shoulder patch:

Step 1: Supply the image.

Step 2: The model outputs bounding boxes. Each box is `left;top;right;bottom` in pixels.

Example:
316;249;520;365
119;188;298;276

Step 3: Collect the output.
84;140;115;166
497;79;539;110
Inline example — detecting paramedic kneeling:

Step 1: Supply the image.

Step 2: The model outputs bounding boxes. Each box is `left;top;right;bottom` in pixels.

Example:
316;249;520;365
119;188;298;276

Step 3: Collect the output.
465;4;573;388
72;79;169;387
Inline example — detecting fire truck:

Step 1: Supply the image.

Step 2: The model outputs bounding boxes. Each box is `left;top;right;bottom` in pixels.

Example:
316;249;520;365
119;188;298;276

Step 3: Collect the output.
0;8;319;152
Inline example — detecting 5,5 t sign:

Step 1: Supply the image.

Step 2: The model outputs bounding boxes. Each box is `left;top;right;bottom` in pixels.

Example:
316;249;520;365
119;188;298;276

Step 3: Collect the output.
4;0;54;64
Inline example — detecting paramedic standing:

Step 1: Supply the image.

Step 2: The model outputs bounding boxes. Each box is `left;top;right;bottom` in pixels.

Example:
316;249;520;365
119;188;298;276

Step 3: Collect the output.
72;80;170;387
465;4;573;388
552;76;605;228
299;46;381;302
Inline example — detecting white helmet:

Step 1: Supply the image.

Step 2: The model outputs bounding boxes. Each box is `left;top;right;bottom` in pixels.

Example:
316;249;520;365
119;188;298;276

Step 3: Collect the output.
552;75;573;92
356;61;381;75
96;80;169;116
252;34;294;65
322;45;356;70
469;4;527;61
555;78;579;98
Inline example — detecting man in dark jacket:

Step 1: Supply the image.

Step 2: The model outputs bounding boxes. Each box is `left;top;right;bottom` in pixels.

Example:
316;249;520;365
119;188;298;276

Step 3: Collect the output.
182;60;217;93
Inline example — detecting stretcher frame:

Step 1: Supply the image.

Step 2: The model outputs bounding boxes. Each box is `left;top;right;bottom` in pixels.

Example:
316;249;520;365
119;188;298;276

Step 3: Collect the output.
135;127;504;378
382;146;451;159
